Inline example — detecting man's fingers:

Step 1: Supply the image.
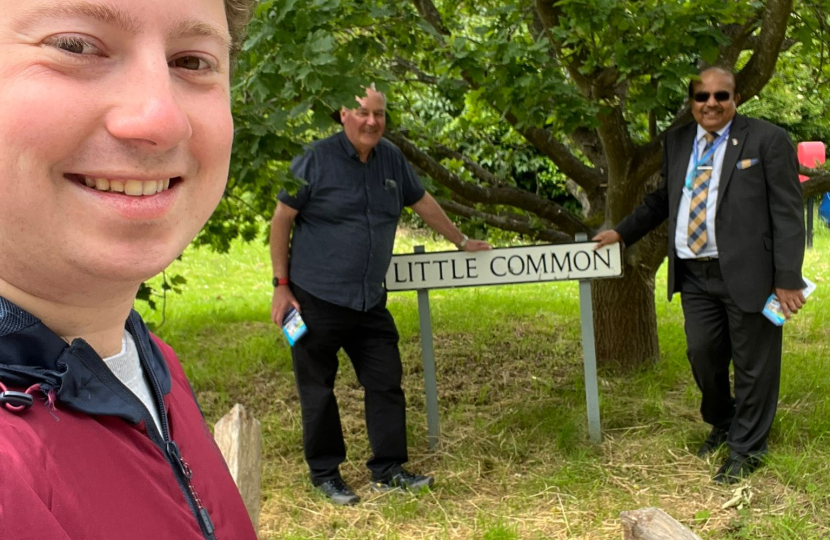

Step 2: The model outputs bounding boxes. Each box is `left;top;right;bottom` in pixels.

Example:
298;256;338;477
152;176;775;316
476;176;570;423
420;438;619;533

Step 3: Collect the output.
776;289;807;319
463;240;493;252
592;231;619;251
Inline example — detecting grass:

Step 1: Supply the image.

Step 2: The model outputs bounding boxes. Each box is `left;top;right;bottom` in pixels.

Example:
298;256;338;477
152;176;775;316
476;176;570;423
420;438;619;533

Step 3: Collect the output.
138;216;830;540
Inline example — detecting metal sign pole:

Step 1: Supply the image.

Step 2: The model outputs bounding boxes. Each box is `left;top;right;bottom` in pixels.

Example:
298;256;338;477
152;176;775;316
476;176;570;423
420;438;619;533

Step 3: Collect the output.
415;245;440;450
807;196;814;249
575;233;602;443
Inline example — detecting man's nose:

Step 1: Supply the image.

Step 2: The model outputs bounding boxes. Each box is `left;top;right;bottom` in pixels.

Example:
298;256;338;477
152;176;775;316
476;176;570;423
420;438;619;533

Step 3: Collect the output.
104;57;192;151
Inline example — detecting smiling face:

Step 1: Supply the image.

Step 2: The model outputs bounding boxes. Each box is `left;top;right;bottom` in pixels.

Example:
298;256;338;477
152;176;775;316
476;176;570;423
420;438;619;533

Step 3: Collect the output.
690;68;740;133
340;87;386;161
0;0;233;301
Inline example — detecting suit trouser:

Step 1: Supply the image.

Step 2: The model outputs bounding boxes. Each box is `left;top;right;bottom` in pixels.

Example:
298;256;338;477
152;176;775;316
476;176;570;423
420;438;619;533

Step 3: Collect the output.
290;285;408;485
678;259;782;456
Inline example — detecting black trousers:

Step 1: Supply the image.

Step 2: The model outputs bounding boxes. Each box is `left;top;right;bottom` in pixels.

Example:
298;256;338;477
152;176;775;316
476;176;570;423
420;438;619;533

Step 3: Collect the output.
678;259;782;456
290;285;408;484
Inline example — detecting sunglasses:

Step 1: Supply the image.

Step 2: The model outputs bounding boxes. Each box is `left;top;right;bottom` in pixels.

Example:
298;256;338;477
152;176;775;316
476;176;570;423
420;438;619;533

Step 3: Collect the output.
693;91;731;103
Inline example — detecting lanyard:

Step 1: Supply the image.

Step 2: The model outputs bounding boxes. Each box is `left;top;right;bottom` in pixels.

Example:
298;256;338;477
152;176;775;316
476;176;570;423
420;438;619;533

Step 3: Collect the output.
684;126;730;191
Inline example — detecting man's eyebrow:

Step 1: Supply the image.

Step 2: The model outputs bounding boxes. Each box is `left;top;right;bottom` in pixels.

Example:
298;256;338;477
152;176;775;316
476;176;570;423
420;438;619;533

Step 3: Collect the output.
16;2;141;34
14;2;232;53
168;20;233;55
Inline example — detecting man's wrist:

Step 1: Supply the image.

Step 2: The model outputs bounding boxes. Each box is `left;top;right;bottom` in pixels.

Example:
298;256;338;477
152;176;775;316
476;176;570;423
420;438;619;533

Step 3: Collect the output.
272;277;290;287
456;234;469;250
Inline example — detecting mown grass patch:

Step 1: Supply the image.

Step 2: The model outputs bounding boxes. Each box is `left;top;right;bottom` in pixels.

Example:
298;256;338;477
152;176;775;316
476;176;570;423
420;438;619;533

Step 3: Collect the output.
139;219;830;539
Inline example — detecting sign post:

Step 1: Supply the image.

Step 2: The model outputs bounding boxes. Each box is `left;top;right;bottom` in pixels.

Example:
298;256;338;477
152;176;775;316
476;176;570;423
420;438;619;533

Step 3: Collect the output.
387;241;622;446
575;233;602;443
414;245;440;450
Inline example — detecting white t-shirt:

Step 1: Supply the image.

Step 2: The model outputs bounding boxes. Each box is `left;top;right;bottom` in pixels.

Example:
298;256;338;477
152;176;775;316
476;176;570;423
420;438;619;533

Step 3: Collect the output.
102;330;163;434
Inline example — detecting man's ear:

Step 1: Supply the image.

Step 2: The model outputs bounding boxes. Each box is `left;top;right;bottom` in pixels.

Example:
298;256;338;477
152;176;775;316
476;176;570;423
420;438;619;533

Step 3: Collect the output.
734;93;742;106
340;107;347;122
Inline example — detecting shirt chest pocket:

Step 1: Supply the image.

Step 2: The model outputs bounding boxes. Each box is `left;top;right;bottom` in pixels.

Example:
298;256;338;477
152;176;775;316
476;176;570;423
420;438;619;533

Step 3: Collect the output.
373;179;401;219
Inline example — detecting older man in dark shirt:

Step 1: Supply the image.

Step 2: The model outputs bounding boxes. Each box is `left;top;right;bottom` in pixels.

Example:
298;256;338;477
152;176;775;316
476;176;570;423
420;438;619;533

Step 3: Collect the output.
270;85;490;505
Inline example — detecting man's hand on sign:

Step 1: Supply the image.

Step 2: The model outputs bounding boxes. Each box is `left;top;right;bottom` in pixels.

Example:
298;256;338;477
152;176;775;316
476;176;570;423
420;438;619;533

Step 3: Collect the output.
462;239;493;252
592;230;622;250
272;286;301;326
775;288;806;319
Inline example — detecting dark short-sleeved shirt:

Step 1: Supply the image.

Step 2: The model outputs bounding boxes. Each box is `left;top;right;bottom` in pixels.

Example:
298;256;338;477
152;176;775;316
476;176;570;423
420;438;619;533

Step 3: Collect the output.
278;131;426;311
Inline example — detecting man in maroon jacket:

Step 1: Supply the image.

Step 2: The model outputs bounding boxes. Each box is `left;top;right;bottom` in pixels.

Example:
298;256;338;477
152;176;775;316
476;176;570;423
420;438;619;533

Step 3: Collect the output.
0;0;259;537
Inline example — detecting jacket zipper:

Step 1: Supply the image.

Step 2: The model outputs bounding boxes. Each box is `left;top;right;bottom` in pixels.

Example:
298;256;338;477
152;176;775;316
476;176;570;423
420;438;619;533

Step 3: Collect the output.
127;318;216;539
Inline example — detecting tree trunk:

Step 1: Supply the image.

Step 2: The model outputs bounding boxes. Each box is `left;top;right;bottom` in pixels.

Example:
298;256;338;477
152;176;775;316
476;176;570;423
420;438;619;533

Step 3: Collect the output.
592;263;660;369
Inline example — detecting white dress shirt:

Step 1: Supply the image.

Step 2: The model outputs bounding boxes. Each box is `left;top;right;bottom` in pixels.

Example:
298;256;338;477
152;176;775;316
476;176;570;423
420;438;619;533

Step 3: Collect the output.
675;120;733;259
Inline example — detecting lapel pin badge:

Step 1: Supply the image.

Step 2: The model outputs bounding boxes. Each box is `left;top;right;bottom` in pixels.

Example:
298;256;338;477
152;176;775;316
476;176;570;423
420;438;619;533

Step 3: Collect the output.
732;138;738;146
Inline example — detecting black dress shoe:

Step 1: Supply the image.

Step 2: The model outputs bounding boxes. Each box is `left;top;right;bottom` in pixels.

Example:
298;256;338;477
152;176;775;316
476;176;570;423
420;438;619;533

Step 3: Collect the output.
696;427;729;458
714;454;763;485
315;478;360;505
372;467;435;492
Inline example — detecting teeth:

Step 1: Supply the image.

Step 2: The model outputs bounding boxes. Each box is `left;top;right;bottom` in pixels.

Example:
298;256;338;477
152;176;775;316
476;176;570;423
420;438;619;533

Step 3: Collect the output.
124;180;144;196
81;176;173;196
142;181;157;195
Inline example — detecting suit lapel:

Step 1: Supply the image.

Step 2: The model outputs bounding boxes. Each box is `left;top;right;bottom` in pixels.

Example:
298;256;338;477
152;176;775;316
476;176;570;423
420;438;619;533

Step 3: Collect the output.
717;115;748;208
669;123;696;213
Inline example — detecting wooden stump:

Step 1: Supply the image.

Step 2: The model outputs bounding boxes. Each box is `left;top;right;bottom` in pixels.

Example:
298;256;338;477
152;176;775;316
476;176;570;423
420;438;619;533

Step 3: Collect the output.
215;403;262;531
620;507;702;540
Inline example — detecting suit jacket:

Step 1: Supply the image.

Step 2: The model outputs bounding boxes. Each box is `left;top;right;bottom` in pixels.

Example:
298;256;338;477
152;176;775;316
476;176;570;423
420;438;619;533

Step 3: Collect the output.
616;114;805;312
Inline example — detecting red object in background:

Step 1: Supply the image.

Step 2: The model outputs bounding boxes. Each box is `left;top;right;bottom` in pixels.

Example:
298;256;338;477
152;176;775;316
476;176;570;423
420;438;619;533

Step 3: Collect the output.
798;141;826;183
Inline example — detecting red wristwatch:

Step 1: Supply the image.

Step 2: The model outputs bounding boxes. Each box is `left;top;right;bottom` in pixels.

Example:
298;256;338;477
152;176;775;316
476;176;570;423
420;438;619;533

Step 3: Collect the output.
272;277;289;287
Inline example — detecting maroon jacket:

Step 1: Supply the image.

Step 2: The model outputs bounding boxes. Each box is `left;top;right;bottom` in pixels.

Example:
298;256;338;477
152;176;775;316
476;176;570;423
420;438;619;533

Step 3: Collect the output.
0;298;257;539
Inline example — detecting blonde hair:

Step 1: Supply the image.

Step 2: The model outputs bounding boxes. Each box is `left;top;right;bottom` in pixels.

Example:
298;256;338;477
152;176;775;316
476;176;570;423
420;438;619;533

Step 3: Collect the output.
225;0;257;60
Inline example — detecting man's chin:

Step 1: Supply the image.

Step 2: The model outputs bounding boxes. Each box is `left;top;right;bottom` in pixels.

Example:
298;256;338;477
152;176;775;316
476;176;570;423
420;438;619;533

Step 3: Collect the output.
76;241;185;286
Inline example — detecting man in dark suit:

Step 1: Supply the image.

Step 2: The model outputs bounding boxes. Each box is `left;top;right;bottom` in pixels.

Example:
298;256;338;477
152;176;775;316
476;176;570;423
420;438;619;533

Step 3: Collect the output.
594;67;806;484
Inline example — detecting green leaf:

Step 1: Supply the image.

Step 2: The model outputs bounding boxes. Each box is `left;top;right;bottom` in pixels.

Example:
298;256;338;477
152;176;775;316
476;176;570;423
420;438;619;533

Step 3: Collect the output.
694;510;711;522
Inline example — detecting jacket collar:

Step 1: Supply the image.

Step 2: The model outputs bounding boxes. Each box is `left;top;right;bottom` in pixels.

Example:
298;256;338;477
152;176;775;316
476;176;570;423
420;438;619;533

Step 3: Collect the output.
0;296;171;423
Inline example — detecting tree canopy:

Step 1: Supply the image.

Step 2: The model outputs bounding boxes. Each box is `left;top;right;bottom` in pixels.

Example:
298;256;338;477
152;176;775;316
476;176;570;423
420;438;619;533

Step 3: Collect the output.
212;0;830;366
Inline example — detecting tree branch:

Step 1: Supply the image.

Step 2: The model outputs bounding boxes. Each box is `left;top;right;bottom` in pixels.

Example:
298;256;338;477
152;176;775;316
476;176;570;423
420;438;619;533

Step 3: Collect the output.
534;0;592;94
385;130;589;235
801;168;830;199
403;0;604;199
736;0;793;101
436;198;573;243
568;127;606;171
410;0;450;36
565;179;590;217
506;114;605;192
431;144;507;186
533;0;632;207
718;19;762;68
390;56;440;85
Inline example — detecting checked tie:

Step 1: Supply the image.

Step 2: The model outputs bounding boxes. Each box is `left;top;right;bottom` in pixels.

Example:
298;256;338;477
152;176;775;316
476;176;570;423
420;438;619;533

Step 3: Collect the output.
687;132;718;254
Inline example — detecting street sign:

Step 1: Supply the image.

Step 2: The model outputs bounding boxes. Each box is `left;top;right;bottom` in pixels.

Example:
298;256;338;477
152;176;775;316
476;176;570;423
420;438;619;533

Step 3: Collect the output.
386;242;623;291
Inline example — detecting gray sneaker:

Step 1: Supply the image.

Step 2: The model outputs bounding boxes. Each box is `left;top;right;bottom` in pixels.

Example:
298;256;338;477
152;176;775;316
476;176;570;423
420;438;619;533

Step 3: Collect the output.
316;478;360;505
372;468;434;492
